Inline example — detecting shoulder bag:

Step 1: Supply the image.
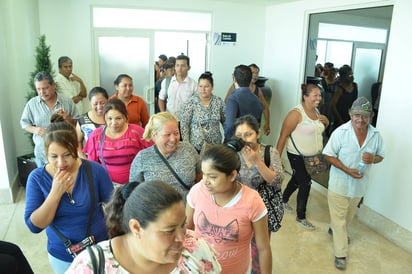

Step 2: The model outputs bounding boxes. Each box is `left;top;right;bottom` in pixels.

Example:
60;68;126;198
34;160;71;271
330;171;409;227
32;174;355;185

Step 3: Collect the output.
290;135;329;176
255;145;284;232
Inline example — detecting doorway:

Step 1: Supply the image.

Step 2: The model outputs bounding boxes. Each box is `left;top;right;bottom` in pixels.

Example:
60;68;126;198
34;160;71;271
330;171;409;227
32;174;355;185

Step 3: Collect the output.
304;5;393;188
95;31;208;114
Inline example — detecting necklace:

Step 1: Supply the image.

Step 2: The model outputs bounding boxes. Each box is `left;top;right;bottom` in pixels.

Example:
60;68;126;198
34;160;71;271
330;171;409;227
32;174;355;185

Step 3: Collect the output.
67;192;75;205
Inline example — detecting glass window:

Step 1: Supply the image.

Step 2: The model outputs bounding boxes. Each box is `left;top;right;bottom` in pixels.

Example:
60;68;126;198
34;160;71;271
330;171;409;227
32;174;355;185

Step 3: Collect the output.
93;7;211;31
318;23;387;43
317;40;353;68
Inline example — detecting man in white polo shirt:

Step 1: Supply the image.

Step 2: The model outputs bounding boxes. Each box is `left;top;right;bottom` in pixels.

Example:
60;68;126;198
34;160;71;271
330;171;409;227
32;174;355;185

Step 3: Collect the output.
158;54;197;119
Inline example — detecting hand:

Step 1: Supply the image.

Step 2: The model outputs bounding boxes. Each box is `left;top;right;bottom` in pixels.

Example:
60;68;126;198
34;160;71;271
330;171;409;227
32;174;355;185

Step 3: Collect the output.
264;123;270;135
241;143;259;164
50;169;75;197
362;152;375;164
72;95;82;104
55;108;70;121
319;115;329;128
70;73;81;82
347;168;364;179
35;127;46;137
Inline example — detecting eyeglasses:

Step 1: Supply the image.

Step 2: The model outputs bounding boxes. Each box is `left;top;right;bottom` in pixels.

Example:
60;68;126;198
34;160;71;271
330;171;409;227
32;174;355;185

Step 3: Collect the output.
352;114;370;120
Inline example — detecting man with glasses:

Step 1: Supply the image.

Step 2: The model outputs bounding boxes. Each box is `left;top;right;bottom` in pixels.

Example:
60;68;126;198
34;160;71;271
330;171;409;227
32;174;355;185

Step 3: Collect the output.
322;97;384;270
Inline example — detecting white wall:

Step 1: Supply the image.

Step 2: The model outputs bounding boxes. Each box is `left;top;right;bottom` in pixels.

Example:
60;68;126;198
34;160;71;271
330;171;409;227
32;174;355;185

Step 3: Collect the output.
0;0;39;201
37;0;265;104
264;0;412;233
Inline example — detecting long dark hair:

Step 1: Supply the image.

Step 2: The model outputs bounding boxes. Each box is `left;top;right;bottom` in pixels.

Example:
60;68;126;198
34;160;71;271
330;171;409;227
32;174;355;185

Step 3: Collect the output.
105;180;183;238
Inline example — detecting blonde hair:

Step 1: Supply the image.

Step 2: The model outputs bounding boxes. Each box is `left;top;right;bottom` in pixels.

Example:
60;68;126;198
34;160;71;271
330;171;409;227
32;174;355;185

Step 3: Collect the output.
143;112;178;141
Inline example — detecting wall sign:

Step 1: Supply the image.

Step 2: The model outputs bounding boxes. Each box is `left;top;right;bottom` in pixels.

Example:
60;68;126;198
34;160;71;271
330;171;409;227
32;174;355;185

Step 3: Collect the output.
221;32;237;42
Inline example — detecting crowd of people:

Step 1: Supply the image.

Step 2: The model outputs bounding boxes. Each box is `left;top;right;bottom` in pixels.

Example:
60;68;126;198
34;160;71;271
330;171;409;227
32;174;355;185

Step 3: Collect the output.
13;55;384;273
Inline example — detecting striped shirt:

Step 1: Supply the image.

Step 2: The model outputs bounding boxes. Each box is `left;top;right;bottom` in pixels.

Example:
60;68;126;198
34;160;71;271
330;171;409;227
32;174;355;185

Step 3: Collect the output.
20;94;79;165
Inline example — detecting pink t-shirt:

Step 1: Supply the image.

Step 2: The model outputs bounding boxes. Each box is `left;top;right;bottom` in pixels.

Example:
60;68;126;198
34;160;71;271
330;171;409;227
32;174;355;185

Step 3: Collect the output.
83;124;153;184
187;181;267;274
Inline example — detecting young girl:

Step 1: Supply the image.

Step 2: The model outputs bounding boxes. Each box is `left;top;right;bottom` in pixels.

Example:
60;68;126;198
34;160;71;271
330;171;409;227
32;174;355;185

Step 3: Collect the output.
234;114;284;273
186;144;272;274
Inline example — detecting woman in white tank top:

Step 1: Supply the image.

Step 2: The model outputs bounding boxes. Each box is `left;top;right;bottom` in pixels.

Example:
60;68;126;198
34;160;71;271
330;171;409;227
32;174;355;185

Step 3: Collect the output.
276;83;329;230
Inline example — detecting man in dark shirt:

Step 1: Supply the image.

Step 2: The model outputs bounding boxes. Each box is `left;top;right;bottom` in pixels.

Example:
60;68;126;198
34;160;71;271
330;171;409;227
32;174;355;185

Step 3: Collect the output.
224;65;263;142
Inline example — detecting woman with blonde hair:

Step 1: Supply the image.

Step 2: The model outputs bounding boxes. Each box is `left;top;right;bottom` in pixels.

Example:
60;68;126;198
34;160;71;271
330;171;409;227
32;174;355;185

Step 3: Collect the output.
129;112;200;199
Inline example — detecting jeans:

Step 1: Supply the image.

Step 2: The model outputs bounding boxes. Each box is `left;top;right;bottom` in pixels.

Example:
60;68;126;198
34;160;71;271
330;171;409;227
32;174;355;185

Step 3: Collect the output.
283;152;312;219
48;253;72;274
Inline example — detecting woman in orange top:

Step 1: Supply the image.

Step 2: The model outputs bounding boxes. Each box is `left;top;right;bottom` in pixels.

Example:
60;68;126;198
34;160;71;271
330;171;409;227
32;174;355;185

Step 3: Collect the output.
109;74;149;127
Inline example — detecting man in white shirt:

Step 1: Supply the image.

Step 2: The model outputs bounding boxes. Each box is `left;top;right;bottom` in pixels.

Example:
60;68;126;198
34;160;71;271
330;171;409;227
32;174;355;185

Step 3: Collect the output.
323;97;384;270
158;54;197;119
55;56;88;114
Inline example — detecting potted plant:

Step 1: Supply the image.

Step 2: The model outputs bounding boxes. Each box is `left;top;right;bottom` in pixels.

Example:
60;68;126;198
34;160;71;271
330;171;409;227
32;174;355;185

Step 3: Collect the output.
17;34;55;187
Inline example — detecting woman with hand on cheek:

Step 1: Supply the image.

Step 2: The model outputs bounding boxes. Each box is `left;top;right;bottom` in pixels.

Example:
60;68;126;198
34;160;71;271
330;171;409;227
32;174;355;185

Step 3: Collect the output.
24;114;113;274
234;114;284;273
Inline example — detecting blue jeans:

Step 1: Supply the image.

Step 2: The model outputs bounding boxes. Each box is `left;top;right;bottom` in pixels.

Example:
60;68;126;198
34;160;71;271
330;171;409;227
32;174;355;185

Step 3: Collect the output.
48;253;72;274
283;152;312;219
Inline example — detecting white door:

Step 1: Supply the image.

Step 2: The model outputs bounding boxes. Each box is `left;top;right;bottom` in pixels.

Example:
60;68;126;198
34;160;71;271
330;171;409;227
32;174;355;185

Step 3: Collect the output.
352;42;385;102
95;31;155;113
95;30;208;115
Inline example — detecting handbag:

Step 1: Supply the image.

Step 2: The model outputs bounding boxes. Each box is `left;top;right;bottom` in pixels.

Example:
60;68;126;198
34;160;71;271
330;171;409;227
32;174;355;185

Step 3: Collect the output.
290;135;329;176
256;145;284;232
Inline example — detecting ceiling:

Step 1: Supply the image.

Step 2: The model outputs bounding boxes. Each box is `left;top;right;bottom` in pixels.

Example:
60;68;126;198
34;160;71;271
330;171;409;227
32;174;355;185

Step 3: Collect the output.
205;1;392;19
202;0;299;6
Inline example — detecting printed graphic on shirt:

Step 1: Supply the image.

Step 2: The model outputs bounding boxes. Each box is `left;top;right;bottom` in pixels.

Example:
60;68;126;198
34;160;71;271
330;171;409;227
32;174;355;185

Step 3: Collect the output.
197;211;239;244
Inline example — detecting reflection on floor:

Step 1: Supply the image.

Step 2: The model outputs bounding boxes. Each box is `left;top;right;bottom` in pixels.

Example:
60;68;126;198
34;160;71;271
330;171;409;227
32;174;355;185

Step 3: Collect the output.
1;178;412;274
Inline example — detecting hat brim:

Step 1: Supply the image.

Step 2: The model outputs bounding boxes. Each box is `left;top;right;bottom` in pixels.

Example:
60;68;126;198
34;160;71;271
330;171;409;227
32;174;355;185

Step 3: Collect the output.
351;110;372;116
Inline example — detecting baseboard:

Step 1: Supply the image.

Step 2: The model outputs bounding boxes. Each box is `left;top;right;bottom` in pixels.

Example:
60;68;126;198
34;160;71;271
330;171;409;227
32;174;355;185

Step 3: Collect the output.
0;188;12;204
0;174;20;204
312;180;412;254
357;204;412;254
10;174;20;202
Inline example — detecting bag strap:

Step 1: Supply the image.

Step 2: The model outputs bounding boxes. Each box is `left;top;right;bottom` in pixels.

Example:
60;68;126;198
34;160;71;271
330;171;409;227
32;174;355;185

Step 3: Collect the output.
153;145;190;190
99;127;107;170
96;245;104;274
87;246;98;274
289;135;303;156
264;145;271;167
290;106;322;156
84;160;95;237
50;160;95;244
87;245;105;274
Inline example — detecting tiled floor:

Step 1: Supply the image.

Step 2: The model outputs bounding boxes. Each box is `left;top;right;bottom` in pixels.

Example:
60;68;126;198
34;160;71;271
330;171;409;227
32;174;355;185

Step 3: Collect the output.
2;178;412;274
